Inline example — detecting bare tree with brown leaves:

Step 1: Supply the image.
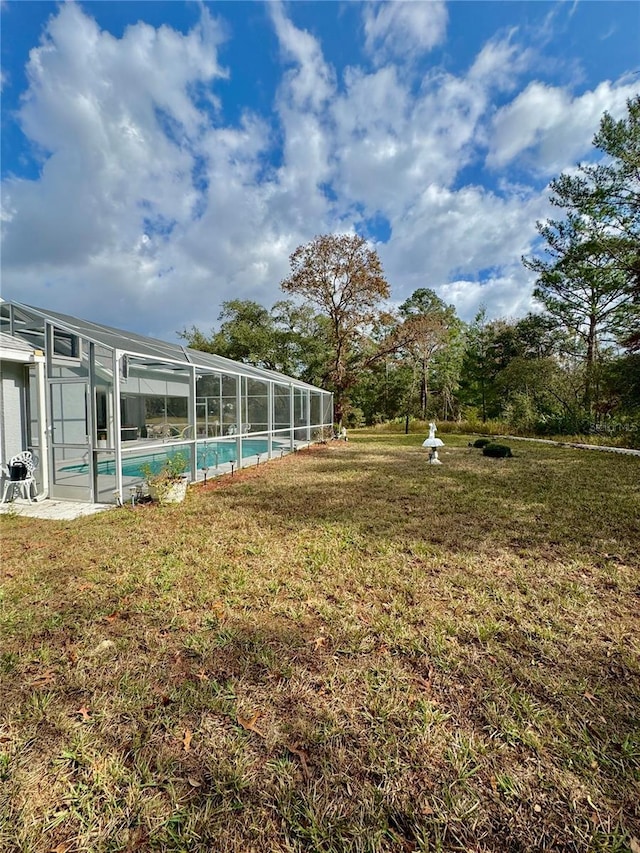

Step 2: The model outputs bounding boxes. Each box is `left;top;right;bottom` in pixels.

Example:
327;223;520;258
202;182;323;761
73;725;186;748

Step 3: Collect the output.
281;234;390;424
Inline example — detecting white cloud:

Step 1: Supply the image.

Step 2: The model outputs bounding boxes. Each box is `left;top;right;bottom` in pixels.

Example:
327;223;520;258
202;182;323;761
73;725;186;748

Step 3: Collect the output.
363;0;448;63
1;3;351;338
329;24;542;227
1;1;635;343
488;79;638;173
378;182;551;315
266;2;337;231
469;30;533;91
269;1;335;112
1;3;285;338
331;62;500;225
439;270;539;323
2;3;225;271
0;2;549;337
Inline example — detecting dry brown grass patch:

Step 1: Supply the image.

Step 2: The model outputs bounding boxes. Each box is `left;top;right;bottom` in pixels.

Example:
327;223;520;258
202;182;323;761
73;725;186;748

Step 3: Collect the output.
1;435;638;852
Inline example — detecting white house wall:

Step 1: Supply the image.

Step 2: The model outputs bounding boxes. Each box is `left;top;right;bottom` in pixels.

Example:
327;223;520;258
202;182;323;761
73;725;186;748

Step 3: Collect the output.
0;361;26;467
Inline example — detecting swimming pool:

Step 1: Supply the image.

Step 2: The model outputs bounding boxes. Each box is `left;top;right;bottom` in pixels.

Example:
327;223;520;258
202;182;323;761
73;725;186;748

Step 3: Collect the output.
62;438;284;479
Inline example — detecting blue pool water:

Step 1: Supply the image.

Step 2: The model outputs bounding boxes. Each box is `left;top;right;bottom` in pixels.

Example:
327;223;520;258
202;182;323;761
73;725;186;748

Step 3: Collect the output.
63;438;282;479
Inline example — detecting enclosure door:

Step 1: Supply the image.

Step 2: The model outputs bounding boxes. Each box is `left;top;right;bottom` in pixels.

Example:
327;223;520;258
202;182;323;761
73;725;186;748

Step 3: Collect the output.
49;380;93;501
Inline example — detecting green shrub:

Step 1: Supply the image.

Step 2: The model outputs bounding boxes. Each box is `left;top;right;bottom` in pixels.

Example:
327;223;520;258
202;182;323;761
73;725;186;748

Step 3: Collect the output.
141;451;189;484
473;438;492;448
482;443;513;458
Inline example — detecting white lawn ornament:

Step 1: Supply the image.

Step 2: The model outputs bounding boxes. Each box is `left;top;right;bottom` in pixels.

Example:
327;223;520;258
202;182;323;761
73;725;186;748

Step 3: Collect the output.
422;421;444;465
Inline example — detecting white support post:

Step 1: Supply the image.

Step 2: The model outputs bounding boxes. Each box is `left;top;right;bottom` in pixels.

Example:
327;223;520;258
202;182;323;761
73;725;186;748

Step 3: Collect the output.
36;355;49;499
236;375;242;469
289;385;295;451
189;365;197;482
113;350;123;504
267;381;273;460
44;323;54;492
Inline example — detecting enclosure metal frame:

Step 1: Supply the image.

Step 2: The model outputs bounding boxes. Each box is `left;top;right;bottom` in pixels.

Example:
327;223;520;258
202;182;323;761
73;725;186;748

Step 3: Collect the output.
1;301;334;504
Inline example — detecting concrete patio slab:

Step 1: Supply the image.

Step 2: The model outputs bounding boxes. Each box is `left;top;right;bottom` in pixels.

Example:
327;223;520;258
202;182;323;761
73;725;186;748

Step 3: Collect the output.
0;499;112;521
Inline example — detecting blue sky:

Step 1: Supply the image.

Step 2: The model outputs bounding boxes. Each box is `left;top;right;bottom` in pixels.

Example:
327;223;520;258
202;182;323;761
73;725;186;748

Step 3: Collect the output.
1;1;638;341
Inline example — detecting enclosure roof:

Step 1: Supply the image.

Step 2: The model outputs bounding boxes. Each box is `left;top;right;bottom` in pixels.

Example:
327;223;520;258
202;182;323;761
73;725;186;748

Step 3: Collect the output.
0;329;44;364
0;330;37;354
8;302;328;393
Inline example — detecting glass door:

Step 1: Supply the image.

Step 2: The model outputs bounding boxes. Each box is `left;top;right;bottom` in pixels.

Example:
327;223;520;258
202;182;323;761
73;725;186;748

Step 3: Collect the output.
49;380;93;501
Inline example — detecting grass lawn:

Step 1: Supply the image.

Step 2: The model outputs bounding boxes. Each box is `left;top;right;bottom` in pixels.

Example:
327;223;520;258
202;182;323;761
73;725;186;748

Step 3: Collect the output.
1;434;639;853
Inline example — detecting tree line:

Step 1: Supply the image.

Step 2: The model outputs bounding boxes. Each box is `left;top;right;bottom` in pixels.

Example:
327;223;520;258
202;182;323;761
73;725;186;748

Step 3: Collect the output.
182;97;639;445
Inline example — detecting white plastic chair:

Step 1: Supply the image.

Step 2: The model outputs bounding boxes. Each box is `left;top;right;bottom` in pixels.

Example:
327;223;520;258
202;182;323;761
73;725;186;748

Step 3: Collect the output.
1;451;38;504
147;423;172;440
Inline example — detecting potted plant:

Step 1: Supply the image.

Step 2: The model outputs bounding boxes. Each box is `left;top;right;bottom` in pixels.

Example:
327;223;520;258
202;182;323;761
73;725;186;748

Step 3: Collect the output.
97;429;108;449
141;451;189;504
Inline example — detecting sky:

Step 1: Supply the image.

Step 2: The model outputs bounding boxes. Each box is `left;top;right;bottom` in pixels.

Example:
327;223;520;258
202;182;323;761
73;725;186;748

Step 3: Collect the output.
1;1;639;343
